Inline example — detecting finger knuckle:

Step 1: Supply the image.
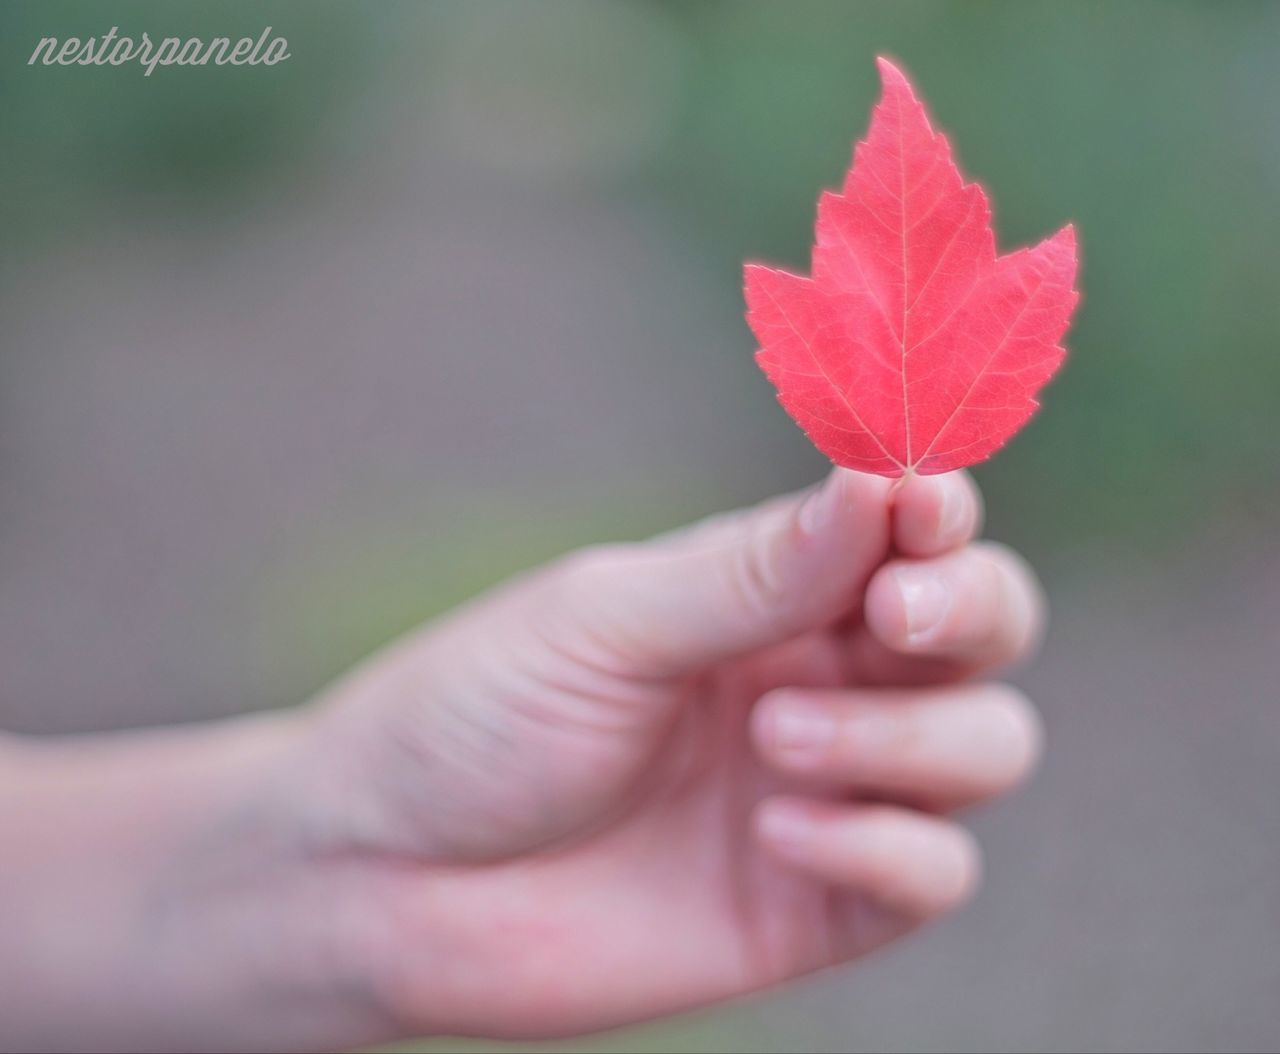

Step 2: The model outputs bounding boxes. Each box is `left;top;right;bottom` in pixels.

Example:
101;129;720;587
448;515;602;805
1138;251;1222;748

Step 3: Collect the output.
725;513;795;630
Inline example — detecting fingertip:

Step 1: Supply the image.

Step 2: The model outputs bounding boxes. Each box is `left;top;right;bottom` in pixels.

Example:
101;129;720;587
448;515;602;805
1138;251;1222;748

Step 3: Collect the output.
905;818;983;916
800;467;894;540
980;541;1049;659
864;559;952;651
754;798;982;919
863;542;1045;672
892;471;982;556
985;684;1046;791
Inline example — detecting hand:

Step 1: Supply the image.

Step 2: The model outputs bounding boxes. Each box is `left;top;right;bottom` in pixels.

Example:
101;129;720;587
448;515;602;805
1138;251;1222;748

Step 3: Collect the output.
305;467;1044;1039
0;469;1044;1052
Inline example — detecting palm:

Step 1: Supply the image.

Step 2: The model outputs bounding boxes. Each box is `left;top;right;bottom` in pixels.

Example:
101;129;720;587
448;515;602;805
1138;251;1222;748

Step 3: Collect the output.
350;472;1037;1041
391;628;905;1038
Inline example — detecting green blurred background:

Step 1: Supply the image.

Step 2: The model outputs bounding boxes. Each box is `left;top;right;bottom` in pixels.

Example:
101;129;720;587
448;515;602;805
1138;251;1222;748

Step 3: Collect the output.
2;2;1277;1051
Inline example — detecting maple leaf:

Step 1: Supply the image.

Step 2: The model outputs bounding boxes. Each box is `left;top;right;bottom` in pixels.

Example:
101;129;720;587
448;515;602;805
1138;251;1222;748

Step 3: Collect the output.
745;58;1079;477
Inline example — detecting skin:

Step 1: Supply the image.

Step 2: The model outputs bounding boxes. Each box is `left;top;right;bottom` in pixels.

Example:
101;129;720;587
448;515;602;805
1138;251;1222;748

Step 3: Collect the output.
0;468;1044;1052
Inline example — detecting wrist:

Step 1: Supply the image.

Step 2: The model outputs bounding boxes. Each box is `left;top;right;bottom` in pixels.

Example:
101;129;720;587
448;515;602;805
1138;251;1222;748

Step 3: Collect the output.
0;710;395;1052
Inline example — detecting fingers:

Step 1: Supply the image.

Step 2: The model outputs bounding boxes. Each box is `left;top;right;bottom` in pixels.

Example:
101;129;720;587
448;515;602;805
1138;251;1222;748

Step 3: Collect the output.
751;683;1042;809
854;542;1045;679
890;470;983;557
755;798;981;920
544;469;983;680
549;468;894;678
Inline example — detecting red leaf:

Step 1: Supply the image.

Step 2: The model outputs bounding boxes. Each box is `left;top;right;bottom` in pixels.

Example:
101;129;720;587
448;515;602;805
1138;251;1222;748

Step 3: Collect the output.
745;58;1079;477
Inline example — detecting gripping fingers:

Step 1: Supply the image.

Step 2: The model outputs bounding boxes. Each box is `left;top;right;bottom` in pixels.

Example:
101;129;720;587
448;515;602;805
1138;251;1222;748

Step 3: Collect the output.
863;541;1045;670
751;684;1042;809
890;470;983;557
755;799;981;920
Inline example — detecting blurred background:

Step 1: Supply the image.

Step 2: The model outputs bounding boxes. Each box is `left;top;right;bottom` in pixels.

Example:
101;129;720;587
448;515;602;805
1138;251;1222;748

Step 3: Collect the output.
2;1;1278;1051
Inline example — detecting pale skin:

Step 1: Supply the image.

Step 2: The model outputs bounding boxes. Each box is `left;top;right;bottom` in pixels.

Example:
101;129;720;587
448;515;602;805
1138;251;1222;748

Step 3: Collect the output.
0;468;1044;1052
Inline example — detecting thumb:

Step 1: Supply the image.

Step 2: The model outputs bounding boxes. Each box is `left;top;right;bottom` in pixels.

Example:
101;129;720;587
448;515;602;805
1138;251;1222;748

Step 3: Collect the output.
310;468;900;862
566;468;895;678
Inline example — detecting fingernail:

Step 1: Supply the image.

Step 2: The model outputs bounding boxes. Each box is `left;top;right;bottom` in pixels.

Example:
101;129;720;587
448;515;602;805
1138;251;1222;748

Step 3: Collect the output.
771;701;835;765
894;566;952;644
758;801;815;854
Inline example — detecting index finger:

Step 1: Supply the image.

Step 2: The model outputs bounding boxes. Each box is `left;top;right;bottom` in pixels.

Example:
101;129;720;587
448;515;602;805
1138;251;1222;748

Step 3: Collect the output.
891;471;983;557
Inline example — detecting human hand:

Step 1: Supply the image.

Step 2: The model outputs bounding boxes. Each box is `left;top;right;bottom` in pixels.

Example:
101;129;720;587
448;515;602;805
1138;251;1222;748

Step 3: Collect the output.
304;467;1044;1039
0;469;1044;1052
